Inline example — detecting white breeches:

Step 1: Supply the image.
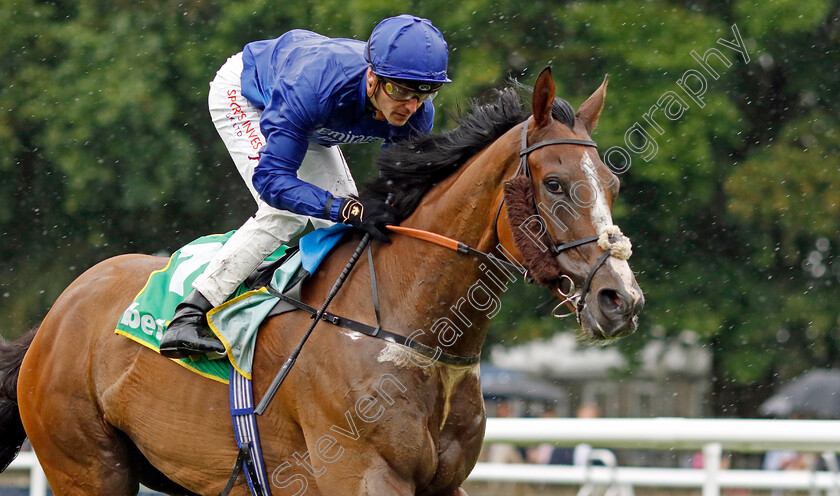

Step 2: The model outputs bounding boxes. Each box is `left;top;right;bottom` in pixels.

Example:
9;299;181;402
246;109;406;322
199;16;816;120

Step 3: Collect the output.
193;52;358;306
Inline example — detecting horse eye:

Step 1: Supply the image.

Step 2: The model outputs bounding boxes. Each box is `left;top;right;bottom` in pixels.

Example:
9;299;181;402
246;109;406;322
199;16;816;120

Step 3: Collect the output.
544;179;563;193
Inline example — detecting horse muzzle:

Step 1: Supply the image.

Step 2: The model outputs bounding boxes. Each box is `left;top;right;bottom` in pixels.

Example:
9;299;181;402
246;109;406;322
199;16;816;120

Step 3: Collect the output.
579;274;644;341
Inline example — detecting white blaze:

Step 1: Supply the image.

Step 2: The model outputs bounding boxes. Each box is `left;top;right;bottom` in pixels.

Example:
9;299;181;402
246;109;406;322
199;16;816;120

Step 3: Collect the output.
581;153;640;299
581;153;613;232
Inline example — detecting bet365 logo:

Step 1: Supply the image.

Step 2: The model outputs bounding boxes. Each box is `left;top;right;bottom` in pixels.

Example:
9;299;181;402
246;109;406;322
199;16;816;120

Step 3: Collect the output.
120;302;166;340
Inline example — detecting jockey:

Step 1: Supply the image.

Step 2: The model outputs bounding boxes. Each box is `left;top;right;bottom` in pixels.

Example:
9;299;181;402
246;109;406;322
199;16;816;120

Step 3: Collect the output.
159;15;451;358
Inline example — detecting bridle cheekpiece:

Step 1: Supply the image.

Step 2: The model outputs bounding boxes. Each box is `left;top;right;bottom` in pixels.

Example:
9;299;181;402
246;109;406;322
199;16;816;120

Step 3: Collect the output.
508;117;632;320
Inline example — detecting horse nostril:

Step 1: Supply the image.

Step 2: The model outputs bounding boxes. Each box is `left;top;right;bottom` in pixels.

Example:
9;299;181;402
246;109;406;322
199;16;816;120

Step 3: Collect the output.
597;288;625;316
634;292;645;313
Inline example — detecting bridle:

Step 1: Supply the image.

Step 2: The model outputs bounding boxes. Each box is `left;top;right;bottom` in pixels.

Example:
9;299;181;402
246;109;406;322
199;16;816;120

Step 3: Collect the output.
390;116;629;321
491;117;615;319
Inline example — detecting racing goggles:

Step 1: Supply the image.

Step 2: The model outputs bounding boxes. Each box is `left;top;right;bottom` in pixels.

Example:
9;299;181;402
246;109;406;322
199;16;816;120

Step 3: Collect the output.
380;77;441;102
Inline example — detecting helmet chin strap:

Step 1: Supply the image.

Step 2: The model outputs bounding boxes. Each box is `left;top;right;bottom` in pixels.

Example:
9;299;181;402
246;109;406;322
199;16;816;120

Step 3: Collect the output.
365;69;387;122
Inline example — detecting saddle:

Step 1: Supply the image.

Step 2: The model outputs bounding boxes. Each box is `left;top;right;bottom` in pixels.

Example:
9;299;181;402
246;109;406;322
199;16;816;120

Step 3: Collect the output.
242;246;305;293
241;247;313;322
114;225;351;383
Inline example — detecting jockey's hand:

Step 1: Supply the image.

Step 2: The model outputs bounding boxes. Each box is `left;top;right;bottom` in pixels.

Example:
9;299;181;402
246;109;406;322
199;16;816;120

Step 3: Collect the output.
337;197;398;243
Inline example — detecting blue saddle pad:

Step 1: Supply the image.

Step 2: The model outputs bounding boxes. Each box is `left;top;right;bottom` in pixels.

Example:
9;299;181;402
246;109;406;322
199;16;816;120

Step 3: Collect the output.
299;223;353;273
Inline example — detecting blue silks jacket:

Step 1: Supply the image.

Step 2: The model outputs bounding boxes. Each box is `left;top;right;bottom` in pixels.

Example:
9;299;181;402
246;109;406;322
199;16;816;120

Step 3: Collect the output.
241;30;435;221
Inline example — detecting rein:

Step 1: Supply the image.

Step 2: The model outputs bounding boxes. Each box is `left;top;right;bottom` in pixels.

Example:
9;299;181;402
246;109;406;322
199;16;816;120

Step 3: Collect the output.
386;225;523;276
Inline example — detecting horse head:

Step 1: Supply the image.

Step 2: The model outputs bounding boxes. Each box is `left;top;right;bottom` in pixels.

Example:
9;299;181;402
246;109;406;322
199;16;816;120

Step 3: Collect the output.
370;67;643;346
499;67;644;341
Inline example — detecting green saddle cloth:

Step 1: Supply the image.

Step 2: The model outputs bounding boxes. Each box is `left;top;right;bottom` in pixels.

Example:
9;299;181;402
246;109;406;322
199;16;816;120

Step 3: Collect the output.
115;231;301;383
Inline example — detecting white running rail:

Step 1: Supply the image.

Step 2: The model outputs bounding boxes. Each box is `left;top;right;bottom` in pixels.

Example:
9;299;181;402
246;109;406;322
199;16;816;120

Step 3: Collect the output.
6;418;840;496
470;417;840;496
6;452;47;496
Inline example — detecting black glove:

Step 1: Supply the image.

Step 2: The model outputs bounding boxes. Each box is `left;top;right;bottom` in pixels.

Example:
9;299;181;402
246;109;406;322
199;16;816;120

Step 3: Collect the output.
336;197;398;243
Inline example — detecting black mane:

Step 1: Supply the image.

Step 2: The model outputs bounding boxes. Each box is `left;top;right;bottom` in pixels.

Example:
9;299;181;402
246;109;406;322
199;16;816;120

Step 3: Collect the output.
362;82;576;218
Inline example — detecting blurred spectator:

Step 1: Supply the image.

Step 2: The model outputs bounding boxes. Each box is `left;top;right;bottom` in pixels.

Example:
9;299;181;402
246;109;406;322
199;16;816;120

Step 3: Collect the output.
571;403;600;466
527;406;562;464
528;403;601;465
763;450;817;471
763;450;817;496
762;414;819;496
690;451;751;496
486;400;525;464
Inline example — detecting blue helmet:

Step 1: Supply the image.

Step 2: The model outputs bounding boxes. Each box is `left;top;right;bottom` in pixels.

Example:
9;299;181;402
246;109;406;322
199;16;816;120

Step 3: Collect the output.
365;15;451;86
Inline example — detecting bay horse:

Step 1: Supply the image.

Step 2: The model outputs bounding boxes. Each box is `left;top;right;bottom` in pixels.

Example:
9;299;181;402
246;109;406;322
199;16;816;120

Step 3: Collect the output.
0;68;643;495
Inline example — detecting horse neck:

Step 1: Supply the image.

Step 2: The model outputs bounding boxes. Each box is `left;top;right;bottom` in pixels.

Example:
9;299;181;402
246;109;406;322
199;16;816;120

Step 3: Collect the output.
378;131;521;358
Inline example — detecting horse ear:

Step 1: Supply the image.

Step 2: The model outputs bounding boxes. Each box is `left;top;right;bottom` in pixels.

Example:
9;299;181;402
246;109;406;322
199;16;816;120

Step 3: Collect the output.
576;75;608;134
532;67;555;129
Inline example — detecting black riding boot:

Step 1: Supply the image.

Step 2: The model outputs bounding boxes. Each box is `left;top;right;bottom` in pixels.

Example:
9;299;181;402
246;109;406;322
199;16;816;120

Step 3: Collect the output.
159;289;226;359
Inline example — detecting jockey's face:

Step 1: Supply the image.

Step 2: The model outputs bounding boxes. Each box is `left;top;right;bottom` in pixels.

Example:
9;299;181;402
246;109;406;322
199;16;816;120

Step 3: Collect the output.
366;69;422;126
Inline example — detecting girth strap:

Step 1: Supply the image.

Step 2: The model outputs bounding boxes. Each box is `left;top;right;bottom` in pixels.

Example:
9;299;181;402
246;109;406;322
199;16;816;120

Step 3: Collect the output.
264;285;480;366
221;445;264;496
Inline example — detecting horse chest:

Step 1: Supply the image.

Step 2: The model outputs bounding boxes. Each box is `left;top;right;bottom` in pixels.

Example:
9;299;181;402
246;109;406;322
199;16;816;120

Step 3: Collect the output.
423;363;486;492
376;344;483;430
433;364;482;431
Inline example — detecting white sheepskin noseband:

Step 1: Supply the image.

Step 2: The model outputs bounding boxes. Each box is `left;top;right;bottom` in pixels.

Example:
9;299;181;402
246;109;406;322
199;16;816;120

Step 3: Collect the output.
597;225;632;260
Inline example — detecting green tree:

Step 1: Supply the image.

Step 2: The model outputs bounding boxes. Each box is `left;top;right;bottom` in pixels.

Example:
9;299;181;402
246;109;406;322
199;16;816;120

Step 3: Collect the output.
1;0;836;418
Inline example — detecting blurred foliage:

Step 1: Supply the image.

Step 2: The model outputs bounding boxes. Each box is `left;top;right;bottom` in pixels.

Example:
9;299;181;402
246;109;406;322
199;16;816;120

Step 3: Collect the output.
0;0;837;416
